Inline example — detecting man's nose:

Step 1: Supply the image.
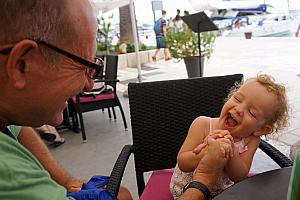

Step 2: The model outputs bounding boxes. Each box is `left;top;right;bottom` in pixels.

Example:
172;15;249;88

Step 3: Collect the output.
83;77;94;92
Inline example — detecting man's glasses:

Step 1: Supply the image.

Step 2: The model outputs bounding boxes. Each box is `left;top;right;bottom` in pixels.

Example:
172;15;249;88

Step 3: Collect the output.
0;39;104;79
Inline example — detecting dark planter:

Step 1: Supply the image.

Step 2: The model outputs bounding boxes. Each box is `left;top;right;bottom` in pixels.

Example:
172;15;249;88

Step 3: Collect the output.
244;32;252;39
183;56;204;78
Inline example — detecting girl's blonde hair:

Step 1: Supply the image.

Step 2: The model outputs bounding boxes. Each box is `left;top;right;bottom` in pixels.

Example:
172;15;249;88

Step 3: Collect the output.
226;74;289;133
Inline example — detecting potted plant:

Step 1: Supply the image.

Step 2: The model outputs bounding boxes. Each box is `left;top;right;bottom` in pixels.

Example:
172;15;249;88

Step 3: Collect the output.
165;23;216;77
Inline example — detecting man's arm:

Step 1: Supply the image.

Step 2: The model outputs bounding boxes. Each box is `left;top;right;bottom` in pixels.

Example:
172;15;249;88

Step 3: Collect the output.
179;188;205;200
18;127;84;192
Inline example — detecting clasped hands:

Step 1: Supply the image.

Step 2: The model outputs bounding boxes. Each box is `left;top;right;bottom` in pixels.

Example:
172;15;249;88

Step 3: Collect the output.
193;130;234;160
189;130;234;191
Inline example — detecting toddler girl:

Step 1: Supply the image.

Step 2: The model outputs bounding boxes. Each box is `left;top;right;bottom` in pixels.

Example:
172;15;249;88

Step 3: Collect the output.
170;74;289;198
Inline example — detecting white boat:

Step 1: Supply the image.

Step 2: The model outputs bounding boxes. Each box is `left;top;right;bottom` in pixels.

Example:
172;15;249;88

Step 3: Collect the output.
189;0;300;37
220;4;295;37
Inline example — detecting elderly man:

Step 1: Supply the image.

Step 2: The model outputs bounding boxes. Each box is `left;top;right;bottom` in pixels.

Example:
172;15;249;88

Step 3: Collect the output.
0;0;132;199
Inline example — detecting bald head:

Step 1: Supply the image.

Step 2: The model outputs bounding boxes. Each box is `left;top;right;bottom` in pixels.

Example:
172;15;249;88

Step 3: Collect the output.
0;0;97;63
0;0;66;44
0;0;96;48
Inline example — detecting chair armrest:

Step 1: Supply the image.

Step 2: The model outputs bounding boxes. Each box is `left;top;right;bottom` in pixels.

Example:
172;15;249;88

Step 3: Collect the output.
106;145;133;197
259;139;293;168
94;75;105;80
95;79;120;83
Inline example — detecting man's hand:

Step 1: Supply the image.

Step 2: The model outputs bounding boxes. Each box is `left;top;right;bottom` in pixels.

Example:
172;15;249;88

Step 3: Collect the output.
193;129;233;155
192;136;233;190
65;177;87;192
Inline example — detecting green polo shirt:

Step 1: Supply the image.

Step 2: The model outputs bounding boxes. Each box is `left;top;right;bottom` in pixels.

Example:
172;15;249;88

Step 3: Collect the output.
0;125;72;200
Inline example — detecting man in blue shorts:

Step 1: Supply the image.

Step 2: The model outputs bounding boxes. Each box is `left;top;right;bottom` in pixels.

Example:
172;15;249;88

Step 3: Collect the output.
152;10;171;61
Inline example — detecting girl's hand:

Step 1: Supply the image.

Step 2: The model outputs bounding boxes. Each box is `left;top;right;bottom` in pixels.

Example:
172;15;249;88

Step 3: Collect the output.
193;142;207;155
193;130;234;156
209;129;232;140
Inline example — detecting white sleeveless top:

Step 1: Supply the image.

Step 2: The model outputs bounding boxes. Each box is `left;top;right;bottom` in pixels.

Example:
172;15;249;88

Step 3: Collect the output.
169;117;248;199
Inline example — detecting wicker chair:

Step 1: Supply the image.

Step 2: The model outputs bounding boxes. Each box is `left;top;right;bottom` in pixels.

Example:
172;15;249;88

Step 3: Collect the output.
71;55;128;142
105;74;292;199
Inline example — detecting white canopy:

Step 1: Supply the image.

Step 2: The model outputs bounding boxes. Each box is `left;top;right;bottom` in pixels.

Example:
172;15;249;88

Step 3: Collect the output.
91;0;142;82
91;0;130;13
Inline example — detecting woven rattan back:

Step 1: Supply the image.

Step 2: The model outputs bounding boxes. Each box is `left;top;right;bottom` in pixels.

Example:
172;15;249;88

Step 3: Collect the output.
128;74;243;195
105;55;118;89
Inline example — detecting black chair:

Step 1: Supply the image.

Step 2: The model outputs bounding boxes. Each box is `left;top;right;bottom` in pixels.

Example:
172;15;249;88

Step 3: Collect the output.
106;74;293;198
71;55;128;142
56;101;81;133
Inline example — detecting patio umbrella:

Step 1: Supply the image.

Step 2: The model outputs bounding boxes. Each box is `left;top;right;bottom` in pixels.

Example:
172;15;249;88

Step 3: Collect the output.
91;0;142;82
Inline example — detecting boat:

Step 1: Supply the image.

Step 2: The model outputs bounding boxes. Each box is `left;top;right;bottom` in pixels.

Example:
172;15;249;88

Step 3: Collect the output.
189;0;300;37
220;4;295;37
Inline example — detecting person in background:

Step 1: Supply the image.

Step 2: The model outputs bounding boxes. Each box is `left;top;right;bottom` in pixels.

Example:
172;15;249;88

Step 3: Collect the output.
174;14;183;32
170;74;288;198
0;0;132;199
152;10;171;61
168;17;174;27
175;9;181;19
36;124;65;147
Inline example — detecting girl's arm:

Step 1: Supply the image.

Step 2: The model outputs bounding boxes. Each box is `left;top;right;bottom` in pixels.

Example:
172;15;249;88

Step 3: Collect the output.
224;136;260;183
177;116;210;172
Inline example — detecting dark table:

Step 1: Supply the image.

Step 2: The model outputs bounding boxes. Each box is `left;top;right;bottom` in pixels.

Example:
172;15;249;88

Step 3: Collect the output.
214;167;292;200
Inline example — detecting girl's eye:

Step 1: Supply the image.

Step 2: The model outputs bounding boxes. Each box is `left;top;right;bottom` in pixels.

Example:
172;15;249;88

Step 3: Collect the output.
234;96;241;102
249;109;256;118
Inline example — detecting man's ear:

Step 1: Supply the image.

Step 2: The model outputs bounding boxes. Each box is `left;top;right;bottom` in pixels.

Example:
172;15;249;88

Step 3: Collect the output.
253;125;272;137
6;40;38;89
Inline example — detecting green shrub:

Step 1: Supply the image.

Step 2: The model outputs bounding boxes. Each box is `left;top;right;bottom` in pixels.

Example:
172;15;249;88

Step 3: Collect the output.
165;23;216;61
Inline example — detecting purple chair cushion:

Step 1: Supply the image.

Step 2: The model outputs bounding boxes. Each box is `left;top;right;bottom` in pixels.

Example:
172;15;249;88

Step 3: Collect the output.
139;169;174;200
138;169;255;200
72;93;115;104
